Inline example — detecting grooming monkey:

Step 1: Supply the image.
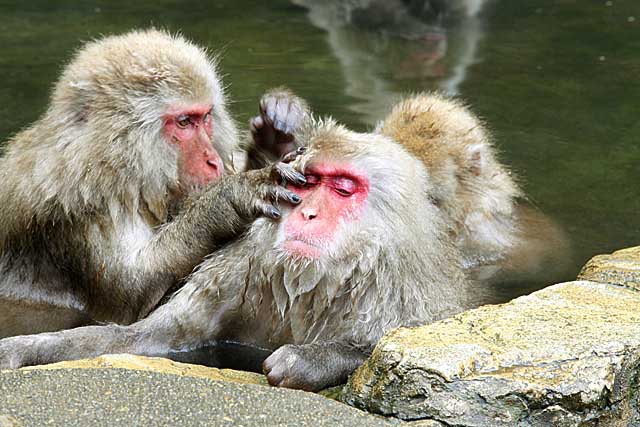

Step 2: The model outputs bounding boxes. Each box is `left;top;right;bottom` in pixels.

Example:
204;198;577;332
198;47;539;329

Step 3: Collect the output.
0;118;473;392
378;93;570;287
0;29;309;338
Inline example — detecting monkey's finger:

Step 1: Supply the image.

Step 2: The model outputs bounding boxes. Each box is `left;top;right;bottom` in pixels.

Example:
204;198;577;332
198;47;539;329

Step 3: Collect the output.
263;96;278;124
269;186;301;205
256;182;300;205
250;115;264;132
254;200;281;219
283;103;306;135
281;146;306;163
273;162;306;186
263;354;285;386
272;97;293;133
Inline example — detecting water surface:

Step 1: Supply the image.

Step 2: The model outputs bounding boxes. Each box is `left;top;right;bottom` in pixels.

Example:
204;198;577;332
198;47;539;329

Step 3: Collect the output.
1;0;638;299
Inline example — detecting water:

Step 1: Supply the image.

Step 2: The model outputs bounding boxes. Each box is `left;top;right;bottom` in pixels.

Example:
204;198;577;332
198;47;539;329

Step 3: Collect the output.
0;2;638;305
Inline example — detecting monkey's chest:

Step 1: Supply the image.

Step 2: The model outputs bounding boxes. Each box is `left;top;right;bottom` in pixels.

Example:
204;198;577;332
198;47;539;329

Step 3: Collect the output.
232;280;351;349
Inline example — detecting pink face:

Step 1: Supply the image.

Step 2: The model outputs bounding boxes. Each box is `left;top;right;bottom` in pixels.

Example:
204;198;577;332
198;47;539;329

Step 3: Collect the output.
163;103;223;188
282;162;370;259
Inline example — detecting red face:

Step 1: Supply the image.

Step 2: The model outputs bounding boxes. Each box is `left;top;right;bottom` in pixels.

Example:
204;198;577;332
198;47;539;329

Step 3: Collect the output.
283;162;370;259
163;103;223;188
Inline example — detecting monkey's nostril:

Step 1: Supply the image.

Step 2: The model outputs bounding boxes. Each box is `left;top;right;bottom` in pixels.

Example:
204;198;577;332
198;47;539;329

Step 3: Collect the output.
206;159;218;169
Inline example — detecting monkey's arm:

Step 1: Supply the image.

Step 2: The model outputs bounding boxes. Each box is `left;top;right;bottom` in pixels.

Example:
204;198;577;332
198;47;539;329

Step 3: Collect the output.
262;342;371;392
0;256;244;369
108;161;305;321
244;88;310;170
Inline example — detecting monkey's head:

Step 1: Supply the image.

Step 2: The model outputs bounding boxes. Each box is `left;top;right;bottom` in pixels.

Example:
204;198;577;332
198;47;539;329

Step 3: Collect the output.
46;29;238;214
239;119;466;337
270;119;454;273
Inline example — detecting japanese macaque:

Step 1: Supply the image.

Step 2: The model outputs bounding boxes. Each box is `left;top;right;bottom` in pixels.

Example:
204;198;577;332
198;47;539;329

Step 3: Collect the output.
0;118;473;392
377;93;570;287
0;29;308;338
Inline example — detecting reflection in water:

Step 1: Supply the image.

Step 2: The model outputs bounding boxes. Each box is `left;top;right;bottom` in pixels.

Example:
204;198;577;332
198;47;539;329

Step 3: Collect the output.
292;0;487;125
293;0;573;296
168;341;272;373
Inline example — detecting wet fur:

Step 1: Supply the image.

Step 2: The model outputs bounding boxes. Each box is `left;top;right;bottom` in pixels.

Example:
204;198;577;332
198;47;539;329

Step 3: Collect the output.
0;119;473;391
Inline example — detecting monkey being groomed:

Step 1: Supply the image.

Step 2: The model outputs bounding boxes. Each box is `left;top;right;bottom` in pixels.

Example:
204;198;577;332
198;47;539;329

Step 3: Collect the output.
0;118;476;391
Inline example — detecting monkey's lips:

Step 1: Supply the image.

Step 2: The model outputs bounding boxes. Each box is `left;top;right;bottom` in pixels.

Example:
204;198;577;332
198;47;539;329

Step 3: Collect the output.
283;238;322;259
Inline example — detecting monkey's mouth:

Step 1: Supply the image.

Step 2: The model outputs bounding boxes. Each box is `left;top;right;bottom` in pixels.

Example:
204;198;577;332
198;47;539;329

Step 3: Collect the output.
283;239;322;259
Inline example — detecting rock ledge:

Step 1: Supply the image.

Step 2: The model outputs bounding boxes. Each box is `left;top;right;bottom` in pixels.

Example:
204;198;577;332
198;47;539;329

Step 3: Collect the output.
343;280;640;426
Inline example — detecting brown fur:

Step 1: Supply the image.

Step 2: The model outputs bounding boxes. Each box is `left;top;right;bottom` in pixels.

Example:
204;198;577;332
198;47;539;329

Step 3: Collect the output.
379;93;570;286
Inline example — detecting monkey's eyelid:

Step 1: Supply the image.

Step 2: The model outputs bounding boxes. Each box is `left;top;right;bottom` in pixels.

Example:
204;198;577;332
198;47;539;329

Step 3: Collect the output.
304;174;320;184
334;188;354;197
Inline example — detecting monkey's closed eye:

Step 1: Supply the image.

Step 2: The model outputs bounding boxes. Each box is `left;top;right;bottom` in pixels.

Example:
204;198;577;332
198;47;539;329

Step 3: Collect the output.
332;176;357;197
334;188;354;197
304;174;320;186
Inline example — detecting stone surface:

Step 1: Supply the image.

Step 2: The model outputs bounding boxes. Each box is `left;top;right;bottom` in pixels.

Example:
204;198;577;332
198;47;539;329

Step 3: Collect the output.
578;246;640;290
20;353;267;386
1;366;401;426
342;280;640;426
0;415;20;427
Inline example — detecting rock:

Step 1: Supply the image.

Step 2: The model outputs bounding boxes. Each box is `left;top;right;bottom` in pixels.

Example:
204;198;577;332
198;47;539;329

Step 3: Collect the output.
21;354;343;400
342;280;640;426
0;415;20;427
1;359;400;426
19;353;267;386
578;246;640;290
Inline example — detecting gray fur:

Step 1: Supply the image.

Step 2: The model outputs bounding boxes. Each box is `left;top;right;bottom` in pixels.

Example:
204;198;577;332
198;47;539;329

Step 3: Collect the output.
0;119;473;391
0;30;302;337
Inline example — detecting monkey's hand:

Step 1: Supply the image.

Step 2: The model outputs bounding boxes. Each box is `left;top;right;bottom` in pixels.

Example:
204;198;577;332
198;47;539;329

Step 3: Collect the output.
262;342;369;392
250;88;309;161
214;148;307;221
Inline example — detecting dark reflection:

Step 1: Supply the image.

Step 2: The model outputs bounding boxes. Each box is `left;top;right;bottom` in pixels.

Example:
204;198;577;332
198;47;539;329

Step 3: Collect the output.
168;341;272;373
292;0;487;125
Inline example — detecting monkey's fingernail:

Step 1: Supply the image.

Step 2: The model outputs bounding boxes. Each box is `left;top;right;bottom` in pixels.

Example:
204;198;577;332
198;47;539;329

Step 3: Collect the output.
294;174;306;185
269;207;281;219
296;147;307;154
290;194;301;203
252;116;264;129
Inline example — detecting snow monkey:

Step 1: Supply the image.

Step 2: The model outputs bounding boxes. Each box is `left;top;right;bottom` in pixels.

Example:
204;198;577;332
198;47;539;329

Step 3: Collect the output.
0;118;473;392
378;93;570;287
0;29;309;338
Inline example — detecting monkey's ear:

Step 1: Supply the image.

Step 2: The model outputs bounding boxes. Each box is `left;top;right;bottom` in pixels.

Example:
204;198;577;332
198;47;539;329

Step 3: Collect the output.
466;143;487;177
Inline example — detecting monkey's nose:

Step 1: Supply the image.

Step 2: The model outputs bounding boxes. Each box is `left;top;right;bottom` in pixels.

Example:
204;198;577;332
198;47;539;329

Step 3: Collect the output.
206;159;219;169
301;208;317;220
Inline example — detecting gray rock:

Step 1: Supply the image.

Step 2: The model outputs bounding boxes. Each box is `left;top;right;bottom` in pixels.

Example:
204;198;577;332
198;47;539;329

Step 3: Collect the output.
342;280;640;426
0;415;21;427
0;368;399;426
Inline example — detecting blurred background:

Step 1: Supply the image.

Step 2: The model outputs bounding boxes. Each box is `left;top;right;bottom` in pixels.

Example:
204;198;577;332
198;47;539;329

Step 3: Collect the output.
0;0;638;300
